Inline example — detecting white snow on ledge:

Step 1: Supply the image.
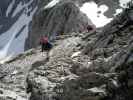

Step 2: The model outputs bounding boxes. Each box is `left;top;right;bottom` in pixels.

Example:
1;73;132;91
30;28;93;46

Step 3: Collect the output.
87;87;106;94
119;0;132;8
44;0;60;9
0;5;37;62
0;55;13;64
80;2;113;28
6;0;15;17
71;51;81;58
80;0;132;28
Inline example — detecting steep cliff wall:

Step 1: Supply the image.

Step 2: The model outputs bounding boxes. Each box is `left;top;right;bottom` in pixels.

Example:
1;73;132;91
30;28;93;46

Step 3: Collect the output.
25;1;94;49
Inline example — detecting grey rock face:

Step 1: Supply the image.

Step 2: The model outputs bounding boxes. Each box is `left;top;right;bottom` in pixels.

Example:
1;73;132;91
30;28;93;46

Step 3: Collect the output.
1;1;133;100
25;0;128;51
26;4;133;100
26;36;108;100
0;0;131;58
2;6;133;99
25;1;94;50
83;4;133;100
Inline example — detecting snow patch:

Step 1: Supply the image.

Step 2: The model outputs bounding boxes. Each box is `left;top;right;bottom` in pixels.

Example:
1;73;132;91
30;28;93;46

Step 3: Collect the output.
111;79;119;87
44;0;60;9
88;61;92;66
71;51;81;58
9;6;38;55
12;2;23;17
11;70;18;75
0;28;18;62
80;1;131;27
0;55;13;64
114;9;123;16
80;2;113;28
12;0;34;17
0;5;37;60
99;5;108;13
119;0;132;8
87;87;105;94
6;0;15;17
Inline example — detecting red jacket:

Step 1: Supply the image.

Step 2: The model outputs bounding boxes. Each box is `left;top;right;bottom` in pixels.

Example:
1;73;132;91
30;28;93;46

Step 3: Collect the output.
40;36;48;44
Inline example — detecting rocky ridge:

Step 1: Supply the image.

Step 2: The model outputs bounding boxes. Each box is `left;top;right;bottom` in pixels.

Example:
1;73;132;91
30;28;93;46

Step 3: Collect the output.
25;0;95;50
0;1;133;100
26;3;133;100
25;0;124;50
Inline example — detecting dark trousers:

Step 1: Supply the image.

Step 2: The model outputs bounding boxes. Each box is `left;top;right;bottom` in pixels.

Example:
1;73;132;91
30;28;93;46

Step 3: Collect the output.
41;43;45;52
41;43;52;60
41;42;52;52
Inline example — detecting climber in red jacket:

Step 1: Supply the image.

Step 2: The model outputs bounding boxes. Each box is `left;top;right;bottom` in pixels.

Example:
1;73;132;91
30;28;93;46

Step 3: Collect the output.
40;36;52;59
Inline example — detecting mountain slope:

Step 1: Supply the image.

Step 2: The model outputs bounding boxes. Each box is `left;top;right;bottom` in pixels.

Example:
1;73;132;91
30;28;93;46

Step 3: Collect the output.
25;1;95;49
0;0;132;60
25;3;133;100
0;0;39;61
1;5;133;99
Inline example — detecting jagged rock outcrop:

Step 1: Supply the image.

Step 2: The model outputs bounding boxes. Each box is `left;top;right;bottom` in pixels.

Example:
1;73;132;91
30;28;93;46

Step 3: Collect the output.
26;35;109;100
1;1;133;100
83;4;133;100
0;48;47;100
25;3;133;100
24;0;128;50
0;0;128;58
25;34;118;100
25;1;95;50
